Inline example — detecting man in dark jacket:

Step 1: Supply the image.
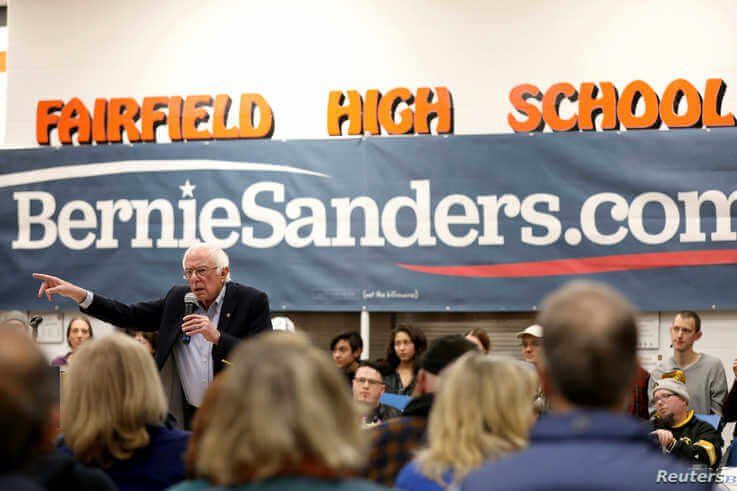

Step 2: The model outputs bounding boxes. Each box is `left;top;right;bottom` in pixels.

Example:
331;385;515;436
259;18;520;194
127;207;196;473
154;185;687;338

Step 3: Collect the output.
651;377;722;469
33;242;272;428
363;335;476;486
463;281;711;491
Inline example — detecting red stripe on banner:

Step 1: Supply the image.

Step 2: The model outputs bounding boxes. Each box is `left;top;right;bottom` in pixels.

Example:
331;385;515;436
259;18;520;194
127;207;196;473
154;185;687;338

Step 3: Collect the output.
396;249;737;278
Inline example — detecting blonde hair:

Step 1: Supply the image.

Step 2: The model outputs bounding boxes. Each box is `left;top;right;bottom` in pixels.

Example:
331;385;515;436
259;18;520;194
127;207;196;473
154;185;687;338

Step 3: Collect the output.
61;332;167;467
194;332;366;485
417;353;537;485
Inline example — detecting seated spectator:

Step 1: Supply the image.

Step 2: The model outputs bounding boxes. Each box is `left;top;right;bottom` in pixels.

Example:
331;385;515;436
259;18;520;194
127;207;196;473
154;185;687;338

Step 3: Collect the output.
720;356;737;436
463;328;491;353
353;361;401;425
629;364;650;420
171;331;389;491
651;377;722;470
396;353;536;491
124;329;157;355
59;332;190;491
383;326;427;396
647;311;727;417
0;325;115;491
463;281;710;491
364;335;476;486
0;310;29;332
331;331;363;385
50;317;93;367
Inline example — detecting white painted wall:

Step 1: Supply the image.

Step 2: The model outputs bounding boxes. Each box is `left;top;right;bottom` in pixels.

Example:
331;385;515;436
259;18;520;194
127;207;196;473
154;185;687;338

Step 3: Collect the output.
6;0;737;145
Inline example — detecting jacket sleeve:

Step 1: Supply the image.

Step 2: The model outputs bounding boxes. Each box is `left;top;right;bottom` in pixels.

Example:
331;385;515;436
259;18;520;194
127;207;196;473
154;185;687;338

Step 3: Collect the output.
722;381;737;422
81;292;166;331
670;422;723;469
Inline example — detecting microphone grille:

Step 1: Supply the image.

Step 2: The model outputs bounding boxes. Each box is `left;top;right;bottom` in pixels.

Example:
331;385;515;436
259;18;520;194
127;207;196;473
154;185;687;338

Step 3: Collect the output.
184;292;198;304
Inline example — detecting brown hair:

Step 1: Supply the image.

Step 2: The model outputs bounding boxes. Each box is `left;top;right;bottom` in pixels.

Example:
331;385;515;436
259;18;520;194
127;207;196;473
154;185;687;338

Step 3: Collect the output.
464;328;492;353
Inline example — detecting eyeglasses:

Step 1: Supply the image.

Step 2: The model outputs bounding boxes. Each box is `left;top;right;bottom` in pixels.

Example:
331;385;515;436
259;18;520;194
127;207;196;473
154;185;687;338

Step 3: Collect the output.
653;393;678;405
354;377;384;387
182;266;218;280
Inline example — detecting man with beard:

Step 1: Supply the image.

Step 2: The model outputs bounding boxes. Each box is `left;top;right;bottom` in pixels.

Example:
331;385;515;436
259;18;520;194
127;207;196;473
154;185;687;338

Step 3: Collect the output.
651;376;722;470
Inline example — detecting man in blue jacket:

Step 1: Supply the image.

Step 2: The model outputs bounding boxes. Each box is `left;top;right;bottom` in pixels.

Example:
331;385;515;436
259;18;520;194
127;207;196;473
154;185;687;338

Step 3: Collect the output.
462;281;712;491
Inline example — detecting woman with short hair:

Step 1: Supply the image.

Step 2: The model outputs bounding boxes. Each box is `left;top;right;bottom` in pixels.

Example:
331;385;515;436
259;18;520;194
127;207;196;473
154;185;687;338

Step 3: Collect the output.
60;332;189;491
396;353;537;491
171;331;389;491
383;325;427;396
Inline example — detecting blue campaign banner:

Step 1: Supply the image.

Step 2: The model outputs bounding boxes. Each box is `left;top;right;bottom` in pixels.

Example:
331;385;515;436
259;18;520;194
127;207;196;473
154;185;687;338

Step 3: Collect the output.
2;128;737;312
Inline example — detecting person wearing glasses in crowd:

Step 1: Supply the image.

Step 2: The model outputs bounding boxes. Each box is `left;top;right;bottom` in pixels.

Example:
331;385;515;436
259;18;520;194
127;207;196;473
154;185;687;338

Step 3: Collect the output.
647;311;727;417
32;242;272;429
50;316;94;367
353;361;401;426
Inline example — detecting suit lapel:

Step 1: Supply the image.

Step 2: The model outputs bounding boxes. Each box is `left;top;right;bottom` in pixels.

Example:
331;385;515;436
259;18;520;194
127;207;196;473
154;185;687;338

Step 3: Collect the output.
218;282;235;333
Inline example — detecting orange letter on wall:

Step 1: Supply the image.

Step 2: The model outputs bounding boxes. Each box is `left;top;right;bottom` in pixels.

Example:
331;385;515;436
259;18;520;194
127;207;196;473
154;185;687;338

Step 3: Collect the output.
92;98;108;143
578;82;618;130
169;96;183;142
542;82;578;132
108;98;142;143
508;84;543;132
363;89;382;135
703;78;736;127
378;87;414;135
327;90;363;136
239;93;274;138
415;87;453;134
36;100;64;145
183;95;213;140
618;81;661;129
141;96;169;142
660;79;702;128
212;94;240;139
58;98;92;144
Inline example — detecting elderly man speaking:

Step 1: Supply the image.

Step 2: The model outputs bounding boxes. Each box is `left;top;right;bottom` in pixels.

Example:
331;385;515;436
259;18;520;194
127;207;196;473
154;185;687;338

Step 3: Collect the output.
33;243;272;428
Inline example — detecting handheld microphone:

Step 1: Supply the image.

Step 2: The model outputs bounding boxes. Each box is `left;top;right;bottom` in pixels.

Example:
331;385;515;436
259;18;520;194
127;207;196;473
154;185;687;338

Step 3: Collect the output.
183;292;198;345
29;315;43;342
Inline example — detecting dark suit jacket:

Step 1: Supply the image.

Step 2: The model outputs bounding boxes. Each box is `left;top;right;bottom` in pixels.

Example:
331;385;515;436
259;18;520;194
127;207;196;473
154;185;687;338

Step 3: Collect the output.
81;281;272;374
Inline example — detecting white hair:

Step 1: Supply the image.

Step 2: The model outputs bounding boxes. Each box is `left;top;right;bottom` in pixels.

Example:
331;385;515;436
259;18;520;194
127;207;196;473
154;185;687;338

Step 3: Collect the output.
182;243;231;281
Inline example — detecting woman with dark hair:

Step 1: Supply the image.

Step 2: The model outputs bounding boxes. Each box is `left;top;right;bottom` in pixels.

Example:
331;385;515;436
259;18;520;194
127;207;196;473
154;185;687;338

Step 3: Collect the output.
383;326;427;396
124;329;158;355
50;316;93;366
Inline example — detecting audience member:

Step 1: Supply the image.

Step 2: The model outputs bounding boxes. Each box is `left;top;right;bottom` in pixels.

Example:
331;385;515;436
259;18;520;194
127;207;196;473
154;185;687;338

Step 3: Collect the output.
396;353;536;491
719;356;737;436
463;281;710;491
0;310;29;332
271;316;295;332
124;329;157;355
516;324;542;367
463;328;491;353
364;335;476;486
0;325;115;491
331;331;363;385
383;326;427;396
651;376;722;470
59;333;190;491
353;361;400;425
629;364;650;420
648;311;727;417
51;317;93;367
171;331;389;491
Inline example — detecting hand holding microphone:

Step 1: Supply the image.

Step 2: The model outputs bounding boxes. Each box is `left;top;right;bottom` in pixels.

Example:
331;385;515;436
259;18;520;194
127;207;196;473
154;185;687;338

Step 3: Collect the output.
182;293;199;345
182;293;221;345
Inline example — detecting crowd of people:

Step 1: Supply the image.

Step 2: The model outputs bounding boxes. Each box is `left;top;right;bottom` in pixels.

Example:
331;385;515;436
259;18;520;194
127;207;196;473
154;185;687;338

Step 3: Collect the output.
2;243;734;490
